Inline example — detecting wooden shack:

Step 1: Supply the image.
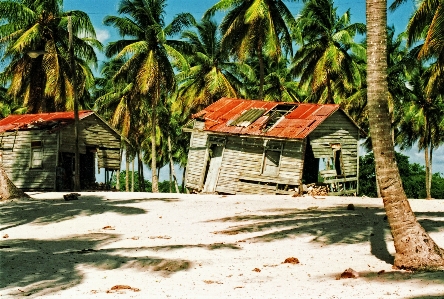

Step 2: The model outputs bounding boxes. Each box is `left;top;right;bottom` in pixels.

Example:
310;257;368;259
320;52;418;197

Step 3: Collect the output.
184;98;363;195
0;111;122;191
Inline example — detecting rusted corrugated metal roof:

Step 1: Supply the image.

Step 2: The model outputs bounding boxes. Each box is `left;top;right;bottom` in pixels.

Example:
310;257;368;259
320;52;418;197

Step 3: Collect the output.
0;111;94;133
192;98;342;139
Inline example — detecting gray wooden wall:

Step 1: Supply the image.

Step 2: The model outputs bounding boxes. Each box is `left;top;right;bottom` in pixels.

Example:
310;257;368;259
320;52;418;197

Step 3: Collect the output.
185;119;306;194
217;136;304;194
309;110;360;177
0;130;58;190
184;121;208;190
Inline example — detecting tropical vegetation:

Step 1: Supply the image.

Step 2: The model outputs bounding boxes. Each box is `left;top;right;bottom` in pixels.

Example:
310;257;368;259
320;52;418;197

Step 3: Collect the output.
2;0;444;269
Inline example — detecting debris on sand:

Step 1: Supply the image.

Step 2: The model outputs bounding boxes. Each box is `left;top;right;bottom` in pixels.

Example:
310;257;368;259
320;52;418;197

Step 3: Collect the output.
64;193;81;201
337;268;359;279
106;285;140;293
283;257;300;264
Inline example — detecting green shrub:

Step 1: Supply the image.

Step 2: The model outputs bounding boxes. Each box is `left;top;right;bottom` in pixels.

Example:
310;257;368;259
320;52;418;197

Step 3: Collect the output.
359;151;444;199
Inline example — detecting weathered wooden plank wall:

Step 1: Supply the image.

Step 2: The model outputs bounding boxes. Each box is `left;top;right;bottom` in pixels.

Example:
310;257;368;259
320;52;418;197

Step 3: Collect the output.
185;121;208;190
216;137;263;194
211;136;304;195
0;130;58;190
310;110;359;177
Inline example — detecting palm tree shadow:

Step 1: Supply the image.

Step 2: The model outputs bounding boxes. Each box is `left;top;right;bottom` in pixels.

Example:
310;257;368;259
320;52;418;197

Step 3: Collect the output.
0;195;180;231
208;204;444;265
0;233;192;297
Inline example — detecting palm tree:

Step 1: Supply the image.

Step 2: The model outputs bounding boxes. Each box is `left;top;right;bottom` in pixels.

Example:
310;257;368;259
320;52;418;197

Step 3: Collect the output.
94;58;142;191
401;0;444;62
103;0;191;192
345;27;413;137
392;0;444;95
205;0;296;99
262;55;306;102
396;63;444;199
291;0;365;104
174;16;247;115
0;0;101;113
366;0;444;269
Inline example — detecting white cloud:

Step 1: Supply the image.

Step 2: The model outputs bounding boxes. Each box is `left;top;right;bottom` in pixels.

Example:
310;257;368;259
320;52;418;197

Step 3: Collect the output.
96;28;110;43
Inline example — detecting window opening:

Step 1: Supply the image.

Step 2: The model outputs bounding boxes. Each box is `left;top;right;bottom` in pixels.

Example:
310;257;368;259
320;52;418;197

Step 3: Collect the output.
30;140;43;169
208;135;226;146
262;104;295;131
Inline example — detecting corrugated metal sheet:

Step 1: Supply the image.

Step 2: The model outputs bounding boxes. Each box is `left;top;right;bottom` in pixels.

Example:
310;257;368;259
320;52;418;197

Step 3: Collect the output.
0;111;94;133
192;97;340;139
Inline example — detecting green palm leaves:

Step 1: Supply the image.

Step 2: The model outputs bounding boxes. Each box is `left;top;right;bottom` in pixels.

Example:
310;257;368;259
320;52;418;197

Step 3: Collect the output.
174;16;243;114
101;0;191;192
206;0;296;98
0;0;100;113
291;0;365;104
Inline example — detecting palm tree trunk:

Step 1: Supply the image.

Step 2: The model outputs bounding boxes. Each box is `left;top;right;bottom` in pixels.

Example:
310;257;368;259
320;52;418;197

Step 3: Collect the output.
425;142;430;199
116;148;123;191
326;71;334;104
427;144;433;199
137;150;145;191
424;117;431;199
140;150;145;191
169;162;172;193
131;158;135;192
258;40;265;99
151;89;159;193
367;0;444;270
168;135;180;193
182;166;186;193
125;151;129;192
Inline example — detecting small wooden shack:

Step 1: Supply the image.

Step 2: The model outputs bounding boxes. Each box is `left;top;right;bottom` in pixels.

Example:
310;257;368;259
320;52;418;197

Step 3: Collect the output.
184;98;363;195
0;111;122;191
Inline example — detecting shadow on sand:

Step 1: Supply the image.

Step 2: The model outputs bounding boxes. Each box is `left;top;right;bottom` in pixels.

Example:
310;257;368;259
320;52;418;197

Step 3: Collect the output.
0;194;240;297
0;233;192;297
209;203;444;276
0;194;180;232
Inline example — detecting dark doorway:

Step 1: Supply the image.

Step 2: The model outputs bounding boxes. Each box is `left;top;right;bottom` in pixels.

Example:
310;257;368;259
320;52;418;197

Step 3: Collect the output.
80;148;96;189
56;149;96;191
57;153;74;191
302;138;319;184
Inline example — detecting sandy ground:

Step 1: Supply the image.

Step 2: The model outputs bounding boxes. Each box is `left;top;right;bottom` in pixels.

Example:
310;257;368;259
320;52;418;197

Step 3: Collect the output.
1;192;444;299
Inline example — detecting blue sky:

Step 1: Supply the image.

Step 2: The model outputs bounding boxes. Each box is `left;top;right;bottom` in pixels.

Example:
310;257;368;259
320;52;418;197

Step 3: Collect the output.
64;0;416;44
63;0;444;176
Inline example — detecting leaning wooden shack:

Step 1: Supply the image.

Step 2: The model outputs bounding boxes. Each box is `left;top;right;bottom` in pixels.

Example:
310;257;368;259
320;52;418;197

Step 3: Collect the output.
184;98;363;195
0;111;122;191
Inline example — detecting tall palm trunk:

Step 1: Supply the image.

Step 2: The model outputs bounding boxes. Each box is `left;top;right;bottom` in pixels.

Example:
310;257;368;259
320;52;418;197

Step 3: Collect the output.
258;38;265;99
367;0;444;269
125;151;130;192
425;114;433;199
29;57;47;113
428;144;433;199
137;150;145;191
131;158;135;192
168;135;180;193
182;166;187;193
326;71;333;104
424;141;430;199
151;86;159;193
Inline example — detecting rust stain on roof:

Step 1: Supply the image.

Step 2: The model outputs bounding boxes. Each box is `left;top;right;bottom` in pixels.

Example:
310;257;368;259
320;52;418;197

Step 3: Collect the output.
0;111;94;133
192;98;341;139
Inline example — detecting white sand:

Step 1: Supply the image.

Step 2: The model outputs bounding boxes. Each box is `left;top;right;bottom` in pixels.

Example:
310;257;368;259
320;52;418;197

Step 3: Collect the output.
1;192;444;298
